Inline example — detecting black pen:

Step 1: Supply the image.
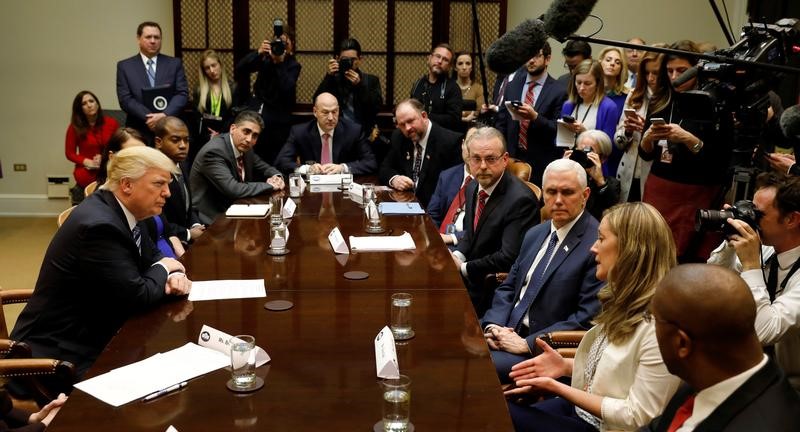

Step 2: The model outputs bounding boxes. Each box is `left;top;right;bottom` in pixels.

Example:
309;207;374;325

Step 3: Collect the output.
142;381;187;402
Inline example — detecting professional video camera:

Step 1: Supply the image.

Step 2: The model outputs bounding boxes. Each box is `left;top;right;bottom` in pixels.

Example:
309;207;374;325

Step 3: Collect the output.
679;19;800;167
270;18;286;56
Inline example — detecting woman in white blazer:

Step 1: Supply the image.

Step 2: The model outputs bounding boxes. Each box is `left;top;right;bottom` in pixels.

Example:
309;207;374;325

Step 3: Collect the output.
505;202;681;431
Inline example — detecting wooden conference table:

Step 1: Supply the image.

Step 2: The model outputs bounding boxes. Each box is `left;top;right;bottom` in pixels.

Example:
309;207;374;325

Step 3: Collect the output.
49;186;514;431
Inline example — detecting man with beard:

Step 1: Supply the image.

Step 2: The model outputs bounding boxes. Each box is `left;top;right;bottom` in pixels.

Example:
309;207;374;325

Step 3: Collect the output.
379;99;462;207
496;42;567;186
409;43;463;132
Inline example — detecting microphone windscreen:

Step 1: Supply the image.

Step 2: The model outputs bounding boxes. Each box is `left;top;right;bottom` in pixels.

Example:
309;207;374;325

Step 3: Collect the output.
671;66;698;88
543;0;599;42
780;104;800;139
486;19;548;75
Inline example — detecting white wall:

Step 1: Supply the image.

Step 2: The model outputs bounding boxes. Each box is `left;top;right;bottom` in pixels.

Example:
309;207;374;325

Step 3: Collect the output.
0;1;173;209
507;0;749;78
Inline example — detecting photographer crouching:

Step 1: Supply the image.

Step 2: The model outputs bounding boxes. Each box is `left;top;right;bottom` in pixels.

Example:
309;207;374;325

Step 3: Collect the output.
705;171;800;391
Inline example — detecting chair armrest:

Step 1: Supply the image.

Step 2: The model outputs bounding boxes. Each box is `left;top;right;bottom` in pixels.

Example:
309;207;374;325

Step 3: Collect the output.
0;339;31;358
541;330;586;349
0;289;34;305
0;358;75;379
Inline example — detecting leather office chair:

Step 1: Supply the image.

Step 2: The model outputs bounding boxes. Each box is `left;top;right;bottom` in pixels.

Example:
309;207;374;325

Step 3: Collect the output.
83;181;98;197
523;181;542;201
57;206;76;227
506;158;532;182
540;330;587;359
0;289;33;339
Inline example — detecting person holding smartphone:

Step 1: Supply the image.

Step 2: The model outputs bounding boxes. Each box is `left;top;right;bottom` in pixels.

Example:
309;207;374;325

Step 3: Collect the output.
639;40;729;263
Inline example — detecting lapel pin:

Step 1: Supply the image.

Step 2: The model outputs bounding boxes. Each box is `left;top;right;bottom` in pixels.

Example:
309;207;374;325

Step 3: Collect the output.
563;245;569;252
426;155;430;160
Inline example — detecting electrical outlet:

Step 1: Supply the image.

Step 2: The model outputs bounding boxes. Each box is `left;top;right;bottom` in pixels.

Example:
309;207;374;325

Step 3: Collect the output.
13;164;27;172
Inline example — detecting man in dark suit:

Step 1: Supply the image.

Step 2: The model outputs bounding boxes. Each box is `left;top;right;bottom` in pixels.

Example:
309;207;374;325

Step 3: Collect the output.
379;99;462;208
10;147;191;376
116;21;189;143
428;127;475;247
314;38;383;131
643;264;800;432
452;127;539;316
153;116;205;245
274;92;376;176
481;159;602;382
190;110;285;225
495;41;567;186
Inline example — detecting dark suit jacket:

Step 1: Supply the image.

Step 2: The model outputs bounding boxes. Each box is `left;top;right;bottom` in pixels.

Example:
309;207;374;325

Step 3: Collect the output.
314;70;383;129
190;133;282;225
10;190;168;375
495;71;567;186
378;122;463;208
457;173;539;315
116;53;189;134
481;211;602;347
274;118;377;175
162;162;200;242
427;163;467;228
641;360;800;432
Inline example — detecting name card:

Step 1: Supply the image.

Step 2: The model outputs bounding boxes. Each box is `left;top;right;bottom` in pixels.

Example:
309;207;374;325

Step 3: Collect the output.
328;227;349;254
197;324;270;367
349;182;364;203
310;174;345;185
282;197;296;219
375;326;400;379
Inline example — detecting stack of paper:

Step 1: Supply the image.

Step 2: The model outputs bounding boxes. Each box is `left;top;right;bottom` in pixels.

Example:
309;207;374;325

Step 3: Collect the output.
349;232;416;252
188;279;266;302
225;204;271;218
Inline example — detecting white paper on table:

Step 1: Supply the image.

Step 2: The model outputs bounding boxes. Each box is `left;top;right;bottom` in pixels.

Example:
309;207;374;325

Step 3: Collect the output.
556;120;577;148
328;227;349;254
310;184;342;193
349;232;416;252
73;342;231;407
282;198;296;218
197;324;270;367
504;100;525;121
310;174;346;185
188;279;266;301
225;203;271;218
375;326;400;379
349;182;364;203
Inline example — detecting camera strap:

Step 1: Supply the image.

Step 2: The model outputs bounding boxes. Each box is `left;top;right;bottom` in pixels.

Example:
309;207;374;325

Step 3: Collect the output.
776;254;800;298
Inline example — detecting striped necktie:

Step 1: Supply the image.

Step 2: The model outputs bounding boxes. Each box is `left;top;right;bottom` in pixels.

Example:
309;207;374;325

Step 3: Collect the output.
132;225;142;255
146;59;156;87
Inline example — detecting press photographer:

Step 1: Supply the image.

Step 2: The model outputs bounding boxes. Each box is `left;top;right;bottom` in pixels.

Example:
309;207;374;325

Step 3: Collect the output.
706;171;800;391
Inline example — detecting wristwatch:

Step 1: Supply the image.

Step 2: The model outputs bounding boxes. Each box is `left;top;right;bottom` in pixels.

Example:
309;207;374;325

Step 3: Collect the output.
690;139;704;154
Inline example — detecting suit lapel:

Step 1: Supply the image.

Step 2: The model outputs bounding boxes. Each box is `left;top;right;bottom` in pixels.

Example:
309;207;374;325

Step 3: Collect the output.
512;227;550;302
402;138;414;176
536;212;589;292
222;134;241;180
310;124;322;162
332;123;345;162
474;174;509;234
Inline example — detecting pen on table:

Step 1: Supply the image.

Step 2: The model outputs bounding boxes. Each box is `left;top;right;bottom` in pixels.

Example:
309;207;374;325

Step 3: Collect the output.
142;381;187;402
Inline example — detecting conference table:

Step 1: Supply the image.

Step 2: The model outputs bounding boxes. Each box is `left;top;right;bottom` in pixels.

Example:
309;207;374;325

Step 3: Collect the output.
48;185;514;431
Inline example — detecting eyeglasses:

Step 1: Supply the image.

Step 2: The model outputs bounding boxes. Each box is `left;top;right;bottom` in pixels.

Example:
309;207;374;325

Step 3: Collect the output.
468;155;503;165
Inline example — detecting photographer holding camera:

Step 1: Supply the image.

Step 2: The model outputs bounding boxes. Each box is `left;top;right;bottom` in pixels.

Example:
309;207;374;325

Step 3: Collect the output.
235;19;301;165
707;171;800;391
314;38;382;134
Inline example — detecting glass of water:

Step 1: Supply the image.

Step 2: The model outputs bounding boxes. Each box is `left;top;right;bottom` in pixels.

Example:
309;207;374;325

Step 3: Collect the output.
380;375;411;432
230;335;257;389
390;293;414;340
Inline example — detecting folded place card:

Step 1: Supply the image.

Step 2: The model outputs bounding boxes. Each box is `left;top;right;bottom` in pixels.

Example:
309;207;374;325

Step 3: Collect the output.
225;204;271;218
198;325;270;367
349;183;364;203
282;198;296;218
375;326;400;379
328;227;349;254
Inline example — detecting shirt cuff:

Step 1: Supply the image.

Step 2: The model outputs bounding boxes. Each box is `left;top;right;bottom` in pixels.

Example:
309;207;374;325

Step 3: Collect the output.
460;262;468;277
450;234;459;246
341;164;350;174
297;165;309;174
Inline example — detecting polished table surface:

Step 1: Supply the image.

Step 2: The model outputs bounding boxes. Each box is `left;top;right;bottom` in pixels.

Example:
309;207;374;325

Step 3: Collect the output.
49;187;513;431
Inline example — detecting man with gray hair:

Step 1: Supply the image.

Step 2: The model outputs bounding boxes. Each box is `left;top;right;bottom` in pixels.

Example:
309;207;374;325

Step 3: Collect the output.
481;158;603;382
12;146;192;377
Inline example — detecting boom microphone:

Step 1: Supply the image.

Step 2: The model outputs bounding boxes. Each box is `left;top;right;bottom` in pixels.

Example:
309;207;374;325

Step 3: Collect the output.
542;0;599;42
671;66;699;88
780;104;800;140
486;19;548;75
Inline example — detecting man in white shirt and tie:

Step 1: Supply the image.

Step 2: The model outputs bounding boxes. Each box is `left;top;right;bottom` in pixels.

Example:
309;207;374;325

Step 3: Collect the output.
116;21;189;143
274;92;376;176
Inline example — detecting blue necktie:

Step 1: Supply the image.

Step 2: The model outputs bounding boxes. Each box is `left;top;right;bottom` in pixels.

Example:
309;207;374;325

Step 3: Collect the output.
508;231;559;331
132;225;142;255
146;59;156;87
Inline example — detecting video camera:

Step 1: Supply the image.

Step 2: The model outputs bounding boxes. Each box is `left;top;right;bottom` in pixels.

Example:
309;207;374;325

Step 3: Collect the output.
270;18;286;56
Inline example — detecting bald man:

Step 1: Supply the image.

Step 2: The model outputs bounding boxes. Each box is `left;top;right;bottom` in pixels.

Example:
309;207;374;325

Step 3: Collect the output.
274;92;376;176
644;264;800;432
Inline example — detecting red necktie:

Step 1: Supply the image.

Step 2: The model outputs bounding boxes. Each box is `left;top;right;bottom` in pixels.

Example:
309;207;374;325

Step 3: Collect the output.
439;175;473;233
667;394;696;432
236;156;245;181
321;133;332;164
474;190;488;230
518;82;536;151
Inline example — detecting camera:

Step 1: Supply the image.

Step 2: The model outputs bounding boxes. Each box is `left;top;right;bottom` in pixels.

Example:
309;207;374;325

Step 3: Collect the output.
569;147;594;169
695;200;761;236
338;57;353;74
270;18;285;57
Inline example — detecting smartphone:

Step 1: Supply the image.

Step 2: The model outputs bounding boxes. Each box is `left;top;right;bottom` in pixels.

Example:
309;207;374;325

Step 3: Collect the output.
509;100;523;109
650;117;667;126
624;108;637;118
562;115;576;124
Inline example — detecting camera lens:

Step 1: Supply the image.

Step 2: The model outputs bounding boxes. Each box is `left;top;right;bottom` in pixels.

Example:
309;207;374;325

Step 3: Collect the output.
695;209;734;233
